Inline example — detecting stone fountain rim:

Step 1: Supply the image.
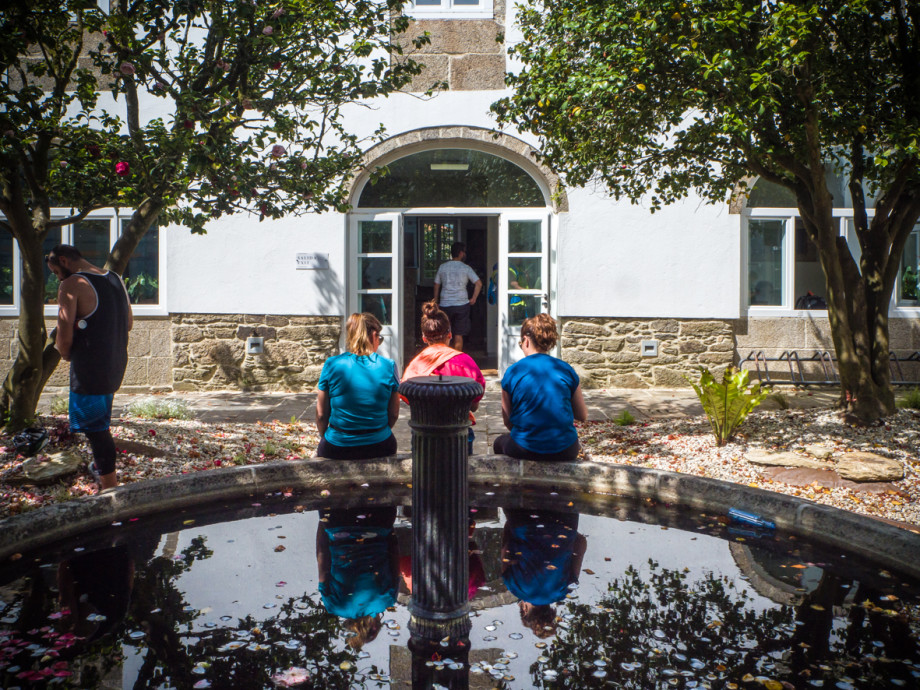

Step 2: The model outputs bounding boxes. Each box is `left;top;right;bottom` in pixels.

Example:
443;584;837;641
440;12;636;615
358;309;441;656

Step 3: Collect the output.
1;455;918;579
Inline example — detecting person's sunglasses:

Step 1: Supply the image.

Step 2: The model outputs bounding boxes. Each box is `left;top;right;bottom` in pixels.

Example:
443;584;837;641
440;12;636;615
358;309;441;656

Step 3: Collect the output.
376;333;385;343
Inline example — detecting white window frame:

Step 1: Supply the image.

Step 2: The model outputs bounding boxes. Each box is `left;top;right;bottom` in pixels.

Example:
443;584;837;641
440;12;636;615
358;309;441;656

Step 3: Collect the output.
743;207;920;316
407;0;494;20
0;208;167;318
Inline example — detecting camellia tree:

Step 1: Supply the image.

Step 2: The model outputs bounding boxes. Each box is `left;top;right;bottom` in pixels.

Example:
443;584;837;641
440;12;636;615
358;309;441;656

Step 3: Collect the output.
492;0;920;424
0;0;426;430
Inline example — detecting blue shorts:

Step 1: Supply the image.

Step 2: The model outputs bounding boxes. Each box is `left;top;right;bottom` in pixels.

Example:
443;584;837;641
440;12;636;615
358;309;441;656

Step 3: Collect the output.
69;392;115;433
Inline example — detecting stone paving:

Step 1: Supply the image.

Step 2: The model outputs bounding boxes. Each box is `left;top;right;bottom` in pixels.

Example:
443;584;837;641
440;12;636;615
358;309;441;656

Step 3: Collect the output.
40;379;840;457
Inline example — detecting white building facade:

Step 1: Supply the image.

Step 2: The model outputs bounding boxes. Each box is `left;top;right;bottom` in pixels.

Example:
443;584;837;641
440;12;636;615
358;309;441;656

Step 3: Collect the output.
2;0;919;391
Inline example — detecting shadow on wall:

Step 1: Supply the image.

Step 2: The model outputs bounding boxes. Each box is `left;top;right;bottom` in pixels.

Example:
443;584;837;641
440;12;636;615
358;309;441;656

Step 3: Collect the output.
311;265;345;318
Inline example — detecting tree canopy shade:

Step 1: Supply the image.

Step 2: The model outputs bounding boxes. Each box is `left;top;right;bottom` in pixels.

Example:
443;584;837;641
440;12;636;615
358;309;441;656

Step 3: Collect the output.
0;0;427;429
492;0;920;423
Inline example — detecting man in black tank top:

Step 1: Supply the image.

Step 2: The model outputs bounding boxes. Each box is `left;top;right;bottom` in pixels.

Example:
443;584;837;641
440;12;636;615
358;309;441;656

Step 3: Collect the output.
48;245;133;491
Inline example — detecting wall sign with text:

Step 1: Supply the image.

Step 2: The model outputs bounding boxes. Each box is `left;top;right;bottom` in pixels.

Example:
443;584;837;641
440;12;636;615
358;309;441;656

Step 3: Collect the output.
295;252;330;270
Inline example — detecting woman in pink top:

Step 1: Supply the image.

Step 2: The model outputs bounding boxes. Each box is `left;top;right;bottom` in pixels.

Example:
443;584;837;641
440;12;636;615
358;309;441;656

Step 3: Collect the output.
402;301;485;453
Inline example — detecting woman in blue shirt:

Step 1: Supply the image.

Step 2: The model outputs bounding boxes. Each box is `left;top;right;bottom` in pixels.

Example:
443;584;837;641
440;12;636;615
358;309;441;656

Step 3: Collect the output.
316;313;400;459
493;314;588;462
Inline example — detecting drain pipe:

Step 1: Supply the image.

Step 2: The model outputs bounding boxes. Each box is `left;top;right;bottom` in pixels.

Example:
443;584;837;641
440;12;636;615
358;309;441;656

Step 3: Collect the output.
400;374;483;684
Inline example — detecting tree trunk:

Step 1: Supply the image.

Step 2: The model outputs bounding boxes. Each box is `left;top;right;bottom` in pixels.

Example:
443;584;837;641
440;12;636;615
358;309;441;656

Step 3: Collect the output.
823;224;897;425
2;229;50;431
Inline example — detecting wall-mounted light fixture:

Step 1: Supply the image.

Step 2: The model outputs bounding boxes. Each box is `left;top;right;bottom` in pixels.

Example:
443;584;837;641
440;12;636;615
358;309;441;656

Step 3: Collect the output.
430;162;469;171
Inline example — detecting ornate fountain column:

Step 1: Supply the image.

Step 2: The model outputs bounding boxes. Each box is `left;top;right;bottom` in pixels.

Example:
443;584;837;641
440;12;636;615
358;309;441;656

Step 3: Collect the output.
399;374;483;685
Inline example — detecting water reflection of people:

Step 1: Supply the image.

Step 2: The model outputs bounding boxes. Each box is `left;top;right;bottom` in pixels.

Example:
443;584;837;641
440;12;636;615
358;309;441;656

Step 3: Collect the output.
501;509;586;638
316;508;399;650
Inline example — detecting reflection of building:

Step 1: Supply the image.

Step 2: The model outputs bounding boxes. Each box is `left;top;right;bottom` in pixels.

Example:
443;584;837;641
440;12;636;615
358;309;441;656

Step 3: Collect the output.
3;2;918;390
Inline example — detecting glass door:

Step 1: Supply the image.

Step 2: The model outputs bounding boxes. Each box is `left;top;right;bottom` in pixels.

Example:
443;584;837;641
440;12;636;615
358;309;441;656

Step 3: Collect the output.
498;213;549;371
349;213;403;368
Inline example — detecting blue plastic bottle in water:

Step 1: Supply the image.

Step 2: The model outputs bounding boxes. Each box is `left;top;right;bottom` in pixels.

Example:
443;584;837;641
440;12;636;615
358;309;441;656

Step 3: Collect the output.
727;507;776;530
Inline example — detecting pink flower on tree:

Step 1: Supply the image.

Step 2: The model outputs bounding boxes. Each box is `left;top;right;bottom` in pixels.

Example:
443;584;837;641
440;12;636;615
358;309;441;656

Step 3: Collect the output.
271;7;285;18
262;25;274;35
119;62;136;76
115;161;130;177
270;144;286;158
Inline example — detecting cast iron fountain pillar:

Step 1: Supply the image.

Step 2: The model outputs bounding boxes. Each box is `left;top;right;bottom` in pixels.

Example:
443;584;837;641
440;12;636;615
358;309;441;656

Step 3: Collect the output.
399;375;482;646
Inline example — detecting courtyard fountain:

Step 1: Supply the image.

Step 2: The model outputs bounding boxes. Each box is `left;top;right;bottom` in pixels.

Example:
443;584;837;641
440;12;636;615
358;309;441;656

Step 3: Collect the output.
1;379;919;688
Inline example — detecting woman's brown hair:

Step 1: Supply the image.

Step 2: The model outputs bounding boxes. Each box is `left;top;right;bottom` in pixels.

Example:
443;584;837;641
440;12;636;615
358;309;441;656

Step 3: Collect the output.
521;313;558;353
420;300;451;344
345;312;382;356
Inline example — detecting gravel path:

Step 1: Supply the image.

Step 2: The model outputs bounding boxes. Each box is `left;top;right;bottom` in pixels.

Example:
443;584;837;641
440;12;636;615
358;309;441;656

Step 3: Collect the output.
2;407;918;529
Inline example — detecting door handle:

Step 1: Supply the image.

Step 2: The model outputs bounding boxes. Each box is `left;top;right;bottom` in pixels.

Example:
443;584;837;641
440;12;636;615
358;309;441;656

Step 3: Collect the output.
542;293;550;308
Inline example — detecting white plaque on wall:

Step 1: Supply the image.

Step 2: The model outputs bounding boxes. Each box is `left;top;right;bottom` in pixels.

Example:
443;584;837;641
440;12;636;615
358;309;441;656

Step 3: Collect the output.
295;252;329;270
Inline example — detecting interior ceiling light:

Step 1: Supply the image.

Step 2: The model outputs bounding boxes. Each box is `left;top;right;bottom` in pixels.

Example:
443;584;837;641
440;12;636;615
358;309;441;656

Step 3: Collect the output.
430;162;469;171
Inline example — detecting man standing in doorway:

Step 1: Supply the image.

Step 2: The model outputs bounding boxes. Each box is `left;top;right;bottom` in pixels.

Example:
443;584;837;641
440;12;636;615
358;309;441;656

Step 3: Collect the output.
433;241;482;352
48;245;132;491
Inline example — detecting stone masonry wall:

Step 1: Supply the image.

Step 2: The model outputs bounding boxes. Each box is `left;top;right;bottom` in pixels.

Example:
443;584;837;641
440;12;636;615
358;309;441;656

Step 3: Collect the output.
171;314;341;391
560;318;735;389
0;316;172;394
397;0;506;92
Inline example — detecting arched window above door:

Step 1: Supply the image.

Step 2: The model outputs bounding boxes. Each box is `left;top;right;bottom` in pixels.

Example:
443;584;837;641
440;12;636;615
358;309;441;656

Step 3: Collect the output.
357;149;546;208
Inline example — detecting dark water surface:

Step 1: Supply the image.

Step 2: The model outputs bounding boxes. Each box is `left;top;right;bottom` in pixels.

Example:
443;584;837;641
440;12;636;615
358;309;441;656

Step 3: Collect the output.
1;484;918;689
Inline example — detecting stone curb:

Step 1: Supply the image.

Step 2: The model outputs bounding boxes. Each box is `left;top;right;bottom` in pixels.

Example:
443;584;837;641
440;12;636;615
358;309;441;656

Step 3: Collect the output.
2;457;919;580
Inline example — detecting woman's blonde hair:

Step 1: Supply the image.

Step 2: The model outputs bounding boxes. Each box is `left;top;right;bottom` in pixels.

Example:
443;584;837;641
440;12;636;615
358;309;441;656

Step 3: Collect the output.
521;313;558;352
420;300;451;344
345;312;382;356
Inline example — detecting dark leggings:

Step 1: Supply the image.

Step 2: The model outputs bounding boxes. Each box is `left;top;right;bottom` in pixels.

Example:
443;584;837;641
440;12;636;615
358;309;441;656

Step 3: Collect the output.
316;432;397;460
84;429;117;475
492;434;580;462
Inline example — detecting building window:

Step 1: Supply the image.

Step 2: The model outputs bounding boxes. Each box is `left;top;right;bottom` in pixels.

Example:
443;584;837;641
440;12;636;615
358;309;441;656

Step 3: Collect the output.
358;149;545;208
1;210;164;314
746;177;918;311
901;228;920;305
408;0;493;19
0;228;13;306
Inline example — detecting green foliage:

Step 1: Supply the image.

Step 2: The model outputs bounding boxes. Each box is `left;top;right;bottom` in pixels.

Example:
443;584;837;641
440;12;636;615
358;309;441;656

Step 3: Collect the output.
232;453;247;465
124;272;158;304
614;409;636;426
0;0;429;428
126;397;193;420
493;0;920;212
0;266;12;302
903;265;919;301
262;440;279;456
493;0;920;421
49;396;69;415
897;387;920;410
687;366;769;446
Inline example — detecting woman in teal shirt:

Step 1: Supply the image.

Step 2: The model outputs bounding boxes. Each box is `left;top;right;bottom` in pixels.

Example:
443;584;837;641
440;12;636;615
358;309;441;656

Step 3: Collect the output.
316;313;400;459
494;314;588;462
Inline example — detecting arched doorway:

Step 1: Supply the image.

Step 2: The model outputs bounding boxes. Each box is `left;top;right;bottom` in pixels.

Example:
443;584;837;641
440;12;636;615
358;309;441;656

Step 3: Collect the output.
347;128;565;372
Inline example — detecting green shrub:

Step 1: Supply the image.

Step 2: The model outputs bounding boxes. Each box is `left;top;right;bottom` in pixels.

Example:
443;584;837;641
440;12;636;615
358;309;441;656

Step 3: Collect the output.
687;366;769;447
897;387;920;410
614;409;636;426
49;396;69;415
263;440;279;456
127;397;193;420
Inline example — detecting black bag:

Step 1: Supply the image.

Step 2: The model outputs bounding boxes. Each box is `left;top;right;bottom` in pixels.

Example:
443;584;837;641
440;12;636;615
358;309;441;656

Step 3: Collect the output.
795;291;827;309
9;427;49;457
